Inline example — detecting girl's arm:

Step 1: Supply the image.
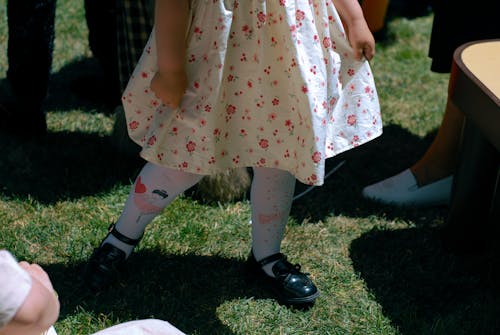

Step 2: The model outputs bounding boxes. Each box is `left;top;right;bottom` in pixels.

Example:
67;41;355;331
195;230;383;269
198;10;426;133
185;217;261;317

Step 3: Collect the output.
155;0;189;72
151;0;190;108
0;263;60;335
332;0;375;61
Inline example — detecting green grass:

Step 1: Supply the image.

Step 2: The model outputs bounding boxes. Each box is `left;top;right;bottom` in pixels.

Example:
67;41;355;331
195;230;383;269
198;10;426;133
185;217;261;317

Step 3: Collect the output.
1;2;499;334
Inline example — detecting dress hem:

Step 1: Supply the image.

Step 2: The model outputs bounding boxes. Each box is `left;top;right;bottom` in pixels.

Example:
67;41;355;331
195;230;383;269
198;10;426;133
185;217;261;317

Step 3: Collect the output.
135;129;383;186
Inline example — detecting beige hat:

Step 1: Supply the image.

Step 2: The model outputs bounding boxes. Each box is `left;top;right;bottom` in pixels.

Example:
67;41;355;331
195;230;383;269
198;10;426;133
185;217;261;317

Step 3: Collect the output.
0;250;32;329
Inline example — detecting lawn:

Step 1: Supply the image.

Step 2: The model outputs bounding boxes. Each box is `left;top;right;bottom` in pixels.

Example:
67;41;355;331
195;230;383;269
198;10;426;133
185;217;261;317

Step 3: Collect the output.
0;1;498;335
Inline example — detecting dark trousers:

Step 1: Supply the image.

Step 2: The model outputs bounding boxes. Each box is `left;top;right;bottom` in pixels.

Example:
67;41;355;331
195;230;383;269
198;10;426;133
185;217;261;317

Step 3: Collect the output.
7;0;56;113
85;0;120;100
6;0;119;113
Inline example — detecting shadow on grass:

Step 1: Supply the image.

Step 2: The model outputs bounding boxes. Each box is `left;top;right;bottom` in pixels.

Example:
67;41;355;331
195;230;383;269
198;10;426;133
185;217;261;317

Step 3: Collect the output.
290;123;447;224
0;55;139;203
45;56;119;113
1;121;446;226
44;251;286;335
0;131;143;203
350;227;500;335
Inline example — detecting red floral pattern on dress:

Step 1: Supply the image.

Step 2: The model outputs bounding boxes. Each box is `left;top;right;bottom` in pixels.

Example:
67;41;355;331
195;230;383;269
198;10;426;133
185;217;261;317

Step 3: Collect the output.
122;0;382;186
186;141;196;153
312;151;321;163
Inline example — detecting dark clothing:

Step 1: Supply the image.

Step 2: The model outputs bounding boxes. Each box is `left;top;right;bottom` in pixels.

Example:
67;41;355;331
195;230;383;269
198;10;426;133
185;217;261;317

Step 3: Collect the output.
4;0;119;122
85;0;120;100
85;0;117;65
7;0;56;113
429;0;500;73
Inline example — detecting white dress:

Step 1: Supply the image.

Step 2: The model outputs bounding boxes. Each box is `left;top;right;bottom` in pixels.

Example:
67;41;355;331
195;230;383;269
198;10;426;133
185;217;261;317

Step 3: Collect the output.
123;0;382;186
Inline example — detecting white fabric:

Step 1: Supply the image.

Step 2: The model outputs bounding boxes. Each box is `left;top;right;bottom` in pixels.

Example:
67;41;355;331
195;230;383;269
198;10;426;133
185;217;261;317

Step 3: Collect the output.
44;320;184;335
105;162;203;256
46;325;58;335
90;319;185;335
0;250;32;328
250;168;295;275
251;167;295;276
115;162;204;239
123;0;382;186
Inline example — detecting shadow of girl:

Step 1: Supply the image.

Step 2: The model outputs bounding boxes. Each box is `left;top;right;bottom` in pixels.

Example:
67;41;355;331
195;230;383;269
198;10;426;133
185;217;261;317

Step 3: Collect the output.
43;251;278;335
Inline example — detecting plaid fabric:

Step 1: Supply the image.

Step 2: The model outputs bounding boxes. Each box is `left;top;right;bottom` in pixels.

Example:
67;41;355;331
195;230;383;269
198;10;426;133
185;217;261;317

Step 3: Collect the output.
116;0;154;92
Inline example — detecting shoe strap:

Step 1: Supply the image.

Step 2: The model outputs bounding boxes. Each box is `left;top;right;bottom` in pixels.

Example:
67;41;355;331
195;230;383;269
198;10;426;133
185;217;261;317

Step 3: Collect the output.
255;252;285;267
108;224;141;246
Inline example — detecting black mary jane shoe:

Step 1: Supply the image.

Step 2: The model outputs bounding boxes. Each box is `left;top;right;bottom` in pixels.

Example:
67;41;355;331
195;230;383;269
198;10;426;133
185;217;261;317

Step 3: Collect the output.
246;252;320;305
83;224;141;291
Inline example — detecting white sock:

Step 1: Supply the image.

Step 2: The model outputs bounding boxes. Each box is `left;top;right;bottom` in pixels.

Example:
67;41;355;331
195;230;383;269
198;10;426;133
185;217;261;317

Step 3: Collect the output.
250;167;295;277
102;162;203;257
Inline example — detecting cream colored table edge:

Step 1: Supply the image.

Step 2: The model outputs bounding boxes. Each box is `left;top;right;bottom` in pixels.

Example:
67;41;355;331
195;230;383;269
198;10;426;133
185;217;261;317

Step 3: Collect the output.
450;39;500;150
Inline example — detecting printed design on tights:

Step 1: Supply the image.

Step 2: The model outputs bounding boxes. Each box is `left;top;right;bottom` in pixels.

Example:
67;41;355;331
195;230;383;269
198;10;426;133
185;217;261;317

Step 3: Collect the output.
133;176;170;223
256;211;287;244
257;212;286;225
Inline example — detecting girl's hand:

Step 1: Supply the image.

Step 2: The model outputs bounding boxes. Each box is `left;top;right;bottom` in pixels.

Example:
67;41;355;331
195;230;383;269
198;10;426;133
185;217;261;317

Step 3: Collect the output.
18;262;55;294
150;70;188;109
346;18;375;61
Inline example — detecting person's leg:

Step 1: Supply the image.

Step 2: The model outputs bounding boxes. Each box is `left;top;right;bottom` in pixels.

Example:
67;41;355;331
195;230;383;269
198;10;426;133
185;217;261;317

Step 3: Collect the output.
76;0;120;106
250;167;295;276
84;163;203;290
85;0;118;72
4;0;56;135
411;99;464;185
248;167;319;304
362;86;462;207
103;162;203;255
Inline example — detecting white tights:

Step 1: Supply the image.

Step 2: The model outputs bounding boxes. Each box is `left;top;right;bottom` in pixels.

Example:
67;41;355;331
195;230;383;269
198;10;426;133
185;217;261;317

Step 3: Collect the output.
250;167;295;275
103;163;203;255
103;163;295;277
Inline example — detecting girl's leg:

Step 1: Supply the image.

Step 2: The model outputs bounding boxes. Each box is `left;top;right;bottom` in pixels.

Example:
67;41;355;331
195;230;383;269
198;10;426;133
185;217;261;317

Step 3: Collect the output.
102;162;204;256
84;163;203;290
362;91;464;207
250;167;295;276
249;167;319;304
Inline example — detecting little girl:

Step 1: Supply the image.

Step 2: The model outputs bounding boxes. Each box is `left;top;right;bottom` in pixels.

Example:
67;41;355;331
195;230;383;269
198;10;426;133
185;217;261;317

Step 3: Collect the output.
84;0;382;306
